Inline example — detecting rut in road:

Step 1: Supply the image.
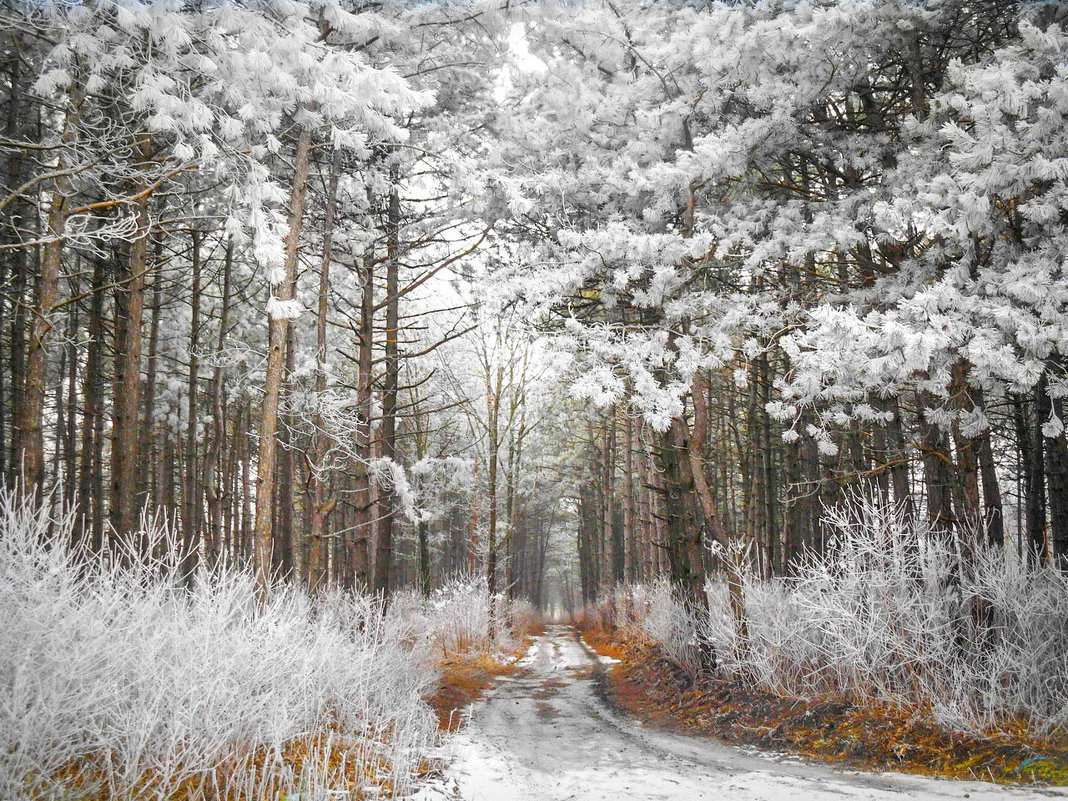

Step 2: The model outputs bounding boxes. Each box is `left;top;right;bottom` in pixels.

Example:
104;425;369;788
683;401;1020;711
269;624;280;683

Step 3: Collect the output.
426;625;1068;801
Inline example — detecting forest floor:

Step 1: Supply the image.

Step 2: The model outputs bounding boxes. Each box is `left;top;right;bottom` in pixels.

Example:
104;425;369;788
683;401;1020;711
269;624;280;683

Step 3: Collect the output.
428;652;525;732
415;625;1068;801
427;623;547;732
582;626;1068;787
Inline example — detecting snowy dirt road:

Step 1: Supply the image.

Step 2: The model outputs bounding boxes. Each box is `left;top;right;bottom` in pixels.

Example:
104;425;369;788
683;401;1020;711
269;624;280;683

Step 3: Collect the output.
426;625;1068;801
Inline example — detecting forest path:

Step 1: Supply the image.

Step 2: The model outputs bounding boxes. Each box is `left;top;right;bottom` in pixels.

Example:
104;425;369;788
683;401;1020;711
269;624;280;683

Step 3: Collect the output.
425;625;1066;801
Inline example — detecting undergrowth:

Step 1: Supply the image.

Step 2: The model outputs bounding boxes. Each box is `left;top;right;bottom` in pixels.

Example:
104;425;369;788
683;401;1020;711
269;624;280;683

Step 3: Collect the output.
0;492;529;800
587;498;1068;741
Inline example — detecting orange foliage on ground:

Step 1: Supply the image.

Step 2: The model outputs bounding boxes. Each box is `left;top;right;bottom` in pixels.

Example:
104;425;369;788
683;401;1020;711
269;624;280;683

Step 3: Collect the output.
582;626;1068;786
427;651;521;731
53;727;407;800
426;619;544;732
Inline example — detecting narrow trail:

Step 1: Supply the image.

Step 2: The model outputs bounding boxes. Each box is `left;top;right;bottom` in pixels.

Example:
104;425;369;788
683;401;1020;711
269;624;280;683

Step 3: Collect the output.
428;625;1068;801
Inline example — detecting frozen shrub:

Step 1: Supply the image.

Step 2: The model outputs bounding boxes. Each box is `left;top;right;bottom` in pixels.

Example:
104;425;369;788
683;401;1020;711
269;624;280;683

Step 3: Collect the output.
507;597;543;639
591;497;1068;737
731;498;1068;736
0;492;437;800
392;576;539;659
417;577;491;655
582;580;709;677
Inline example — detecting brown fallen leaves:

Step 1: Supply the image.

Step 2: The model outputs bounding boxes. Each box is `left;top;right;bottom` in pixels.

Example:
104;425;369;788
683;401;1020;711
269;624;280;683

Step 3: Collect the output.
52;727;402;801
427;649;525;732
583;626;1068;786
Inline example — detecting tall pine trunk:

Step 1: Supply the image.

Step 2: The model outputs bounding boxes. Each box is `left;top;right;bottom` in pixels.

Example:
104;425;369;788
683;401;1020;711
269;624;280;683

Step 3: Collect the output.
110;161;153;555
308;150;340;591
253;124;312;597
181;228;202;579
203;241;232;570
18;85;80;501
373;178;401;595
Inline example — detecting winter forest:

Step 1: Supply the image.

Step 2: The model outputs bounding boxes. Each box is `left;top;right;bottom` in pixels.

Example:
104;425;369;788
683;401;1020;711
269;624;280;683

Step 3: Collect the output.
4;0;1068;798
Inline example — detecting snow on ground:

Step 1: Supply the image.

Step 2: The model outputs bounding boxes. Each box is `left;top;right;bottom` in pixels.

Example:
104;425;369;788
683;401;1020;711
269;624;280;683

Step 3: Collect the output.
418;625;1068;801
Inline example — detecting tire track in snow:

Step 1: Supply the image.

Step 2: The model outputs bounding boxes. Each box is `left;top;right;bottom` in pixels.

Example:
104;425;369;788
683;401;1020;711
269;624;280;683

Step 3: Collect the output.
418;625;1068;801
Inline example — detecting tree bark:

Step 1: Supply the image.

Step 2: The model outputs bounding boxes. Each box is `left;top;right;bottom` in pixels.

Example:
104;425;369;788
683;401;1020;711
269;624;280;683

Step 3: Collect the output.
373;176;401;596
1046;395;1068;569
181;228;202;579
623;411;637;582
275;326;296;578
253;124;312;598
349;247;375;590
917;391;956;542
308;150;340;591
1028;380;1049;565
76;255;106;552
110;160;153;556
486;364;503;633
17;85;81;501
141;241;163;519
688;370;747;657
203;240;232;570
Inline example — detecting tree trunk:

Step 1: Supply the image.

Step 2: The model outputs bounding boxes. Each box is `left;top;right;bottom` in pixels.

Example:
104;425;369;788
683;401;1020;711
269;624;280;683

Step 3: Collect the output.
917;391;955;542
141;241;163;519
469;452;480;576
62;298;78;511
950;362;982;537
688;370;747;658
623;411;637;582
181;228;202;580
657;419;718;669
486;365;503;633
1028;381;1049;565
110;167;152;555
308;150;340;591
252;124;312;597
601;412;616;590
203;240;232;571
1046;395;1068;569
76;255;106;552
373;177;401;596
17;87;80;501
274;325;296;578
349;247;375;590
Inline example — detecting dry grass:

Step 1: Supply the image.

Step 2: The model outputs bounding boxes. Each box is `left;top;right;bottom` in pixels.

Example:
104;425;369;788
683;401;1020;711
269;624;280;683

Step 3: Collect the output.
53;726;403;801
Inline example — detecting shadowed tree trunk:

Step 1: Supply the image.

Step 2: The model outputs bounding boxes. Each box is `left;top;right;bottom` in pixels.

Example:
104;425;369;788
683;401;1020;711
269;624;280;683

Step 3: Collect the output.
181;227;202;580
203;241;232;571
253;123;312;597
76;255;106;553
110;152;153;556
275;326;296;579
1028;380;1049;566
308;150;340;591
17;84;81;502
1046;394;1068;569
373;177;401;596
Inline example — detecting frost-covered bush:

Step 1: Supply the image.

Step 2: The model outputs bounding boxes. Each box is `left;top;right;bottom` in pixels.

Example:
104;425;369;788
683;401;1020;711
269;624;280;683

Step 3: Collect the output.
598;498;1068;736
390;577;539;658
635;580;706;677
388;577;488;657
506;597;543;640
728;499;1068;735
0;493;437;800
587;581;712;678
